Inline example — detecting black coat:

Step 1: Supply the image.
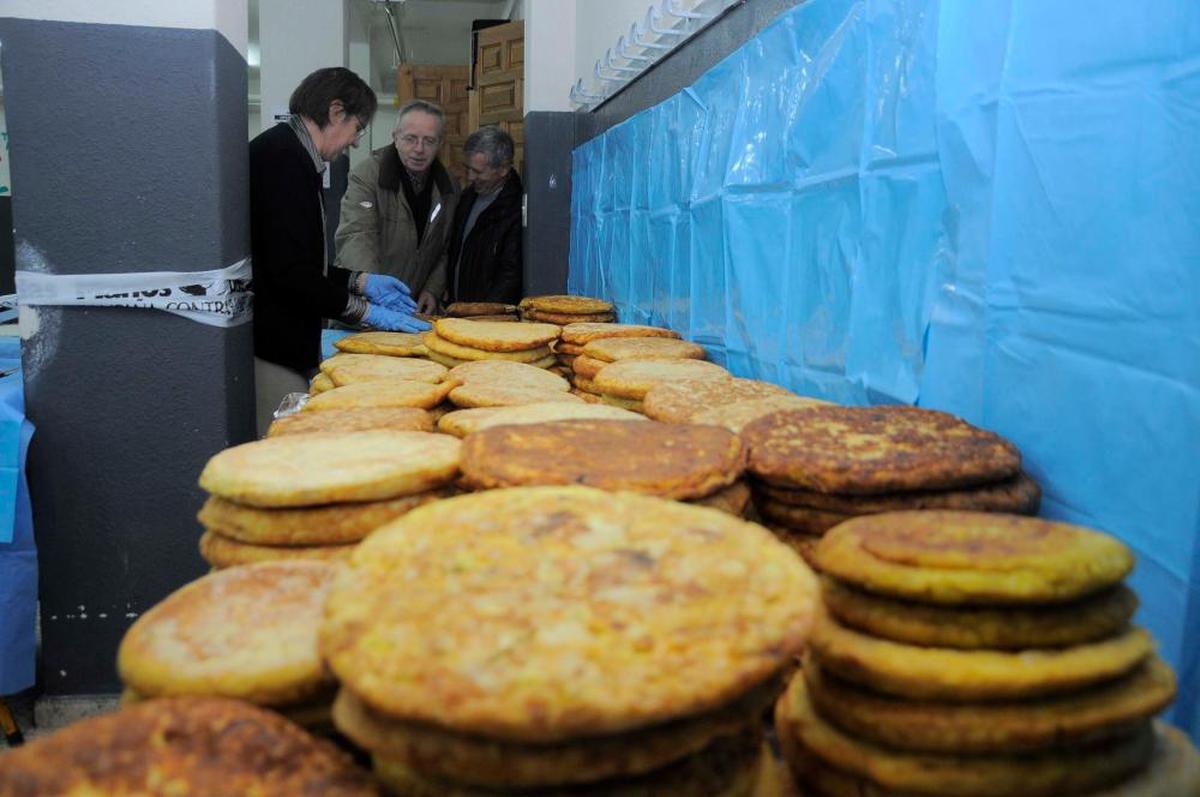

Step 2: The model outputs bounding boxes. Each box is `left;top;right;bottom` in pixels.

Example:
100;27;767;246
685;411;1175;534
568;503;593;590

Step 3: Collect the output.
249;123;354;373
446;171;523;304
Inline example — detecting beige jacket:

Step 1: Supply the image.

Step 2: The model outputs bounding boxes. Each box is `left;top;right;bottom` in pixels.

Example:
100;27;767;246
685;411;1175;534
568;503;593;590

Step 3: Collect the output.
334;145;458;298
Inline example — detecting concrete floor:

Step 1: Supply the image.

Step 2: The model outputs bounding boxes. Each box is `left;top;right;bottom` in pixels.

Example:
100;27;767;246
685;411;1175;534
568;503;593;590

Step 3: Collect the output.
2;691;120;746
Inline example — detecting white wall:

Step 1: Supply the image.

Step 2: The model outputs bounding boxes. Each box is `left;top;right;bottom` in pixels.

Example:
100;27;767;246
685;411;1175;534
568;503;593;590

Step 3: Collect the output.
524;0;576;112
258;0;349;135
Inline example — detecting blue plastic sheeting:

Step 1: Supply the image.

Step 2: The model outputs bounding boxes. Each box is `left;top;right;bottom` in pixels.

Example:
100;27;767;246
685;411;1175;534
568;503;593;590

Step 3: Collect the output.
0;337;37;695
570;0;1200;736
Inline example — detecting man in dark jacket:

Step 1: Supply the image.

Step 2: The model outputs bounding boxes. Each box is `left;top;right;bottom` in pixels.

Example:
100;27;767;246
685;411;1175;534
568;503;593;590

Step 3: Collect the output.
249;67;427;435
446;127;522;305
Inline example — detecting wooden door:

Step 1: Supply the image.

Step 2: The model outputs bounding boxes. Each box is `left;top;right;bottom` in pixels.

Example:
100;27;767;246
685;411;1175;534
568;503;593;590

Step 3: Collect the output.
469;20;524;178
397;64;471;184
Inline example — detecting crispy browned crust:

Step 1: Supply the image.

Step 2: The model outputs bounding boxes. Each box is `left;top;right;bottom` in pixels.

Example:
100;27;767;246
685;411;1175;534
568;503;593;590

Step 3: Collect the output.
309;372;335;394
594;359;731;400
320;486;819;742
524;309;617;324
522;294;615;315
814;511;1135;605
460;419;746;499
754;499;852;534
198;490;454;546
333;677;779;788
743;406;1022;494
118;561;337;705
559;323;681;345
267;407;434;437
802;654;1175;755
434;318;561;351
199;530;356;568
572;354;609;379
775;677;1156;797
328;356;448;386
757;471;1041;515
0;697;379;797
371;726;764;796
821;577;1140;649
690;480;753;516
583;336;707;363
446;302;518;317
644;378;796;423
809;609;1153;701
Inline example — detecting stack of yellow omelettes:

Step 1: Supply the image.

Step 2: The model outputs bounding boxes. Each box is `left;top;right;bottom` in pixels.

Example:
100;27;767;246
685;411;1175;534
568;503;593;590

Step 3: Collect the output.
553;322;680;398
518;293;615;325
459;418;753;516
742;405;1039;563
334;330;430;357
302;352;456;415
642;376;808;424
422;317;560;371
776;510;1200;796
320;486;820;795
571;337;732;412
439;347;593;411
117;560;342;730
0;696;378;797
437;397;646;437
445;301;520;322
195;430;461;568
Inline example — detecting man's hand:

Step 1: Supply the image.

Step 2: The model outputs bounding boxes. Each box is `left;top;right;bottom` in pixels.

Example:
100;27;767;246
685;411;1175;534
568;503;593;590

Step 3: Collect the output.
416;290;439;316
364;304;431;332
363;274;417;312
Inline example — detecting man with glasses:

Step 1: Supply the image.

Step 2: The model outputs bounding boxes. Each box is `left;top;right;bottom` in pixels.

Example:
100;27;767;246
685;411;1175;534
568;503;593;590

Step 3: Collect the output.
335;99;459;316
249;67;428;435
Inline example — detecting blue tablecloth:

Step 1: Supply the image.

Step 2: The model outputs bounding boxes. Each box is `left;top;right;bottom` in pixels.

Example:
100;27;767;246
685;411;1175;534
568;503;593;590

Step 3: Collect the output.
0;336;36;695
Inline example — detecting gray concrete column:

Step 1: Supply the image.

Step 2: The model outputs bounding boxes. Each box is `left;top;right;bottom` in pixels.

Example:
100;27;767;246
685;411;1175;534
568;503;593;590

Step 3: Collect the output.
0;1;253;696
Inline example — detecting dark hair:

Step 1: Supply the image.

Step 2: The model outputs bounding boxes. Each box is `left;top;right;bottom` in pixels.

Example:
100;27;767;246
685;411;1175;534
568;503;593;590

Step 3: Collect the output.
394;100;447;137
289;67;377;129
464;126;515;168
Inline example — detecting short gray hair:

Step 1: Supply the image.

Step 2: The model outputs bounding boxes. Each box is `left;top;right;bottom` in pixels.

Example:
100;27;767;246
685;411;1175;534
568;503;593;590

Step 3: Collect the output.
464;126;514;168
393;100;446;137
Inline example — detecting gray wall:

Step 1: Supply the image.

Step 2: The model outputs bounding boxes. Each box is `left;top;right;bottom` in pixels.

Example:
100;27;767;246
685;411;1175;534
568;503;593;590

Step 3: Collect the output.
0;18;255;695
523;0;803;295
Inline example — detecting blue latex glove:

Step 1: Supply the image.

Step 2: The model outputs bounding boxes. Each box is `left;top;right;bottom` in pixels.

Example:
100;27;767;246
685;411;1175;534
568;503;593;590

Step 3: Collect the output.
363;274;418;312
365;303;430;333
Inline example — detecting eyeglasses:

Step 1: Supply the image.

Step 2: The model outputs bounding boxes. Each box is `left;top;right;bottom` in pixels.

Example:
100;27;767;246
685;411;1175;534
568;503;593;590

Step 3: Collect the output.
397;134;440;149
354;125;368;144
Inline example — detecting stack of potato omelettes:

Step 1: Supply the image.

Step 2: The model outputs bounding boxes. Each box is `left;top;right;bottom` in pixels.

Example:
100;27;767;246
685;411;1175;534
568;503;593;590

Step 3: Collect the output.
741;405;1040;563
320;486;819;795
444;301;520;322
518;294;615;325
423;317;560;371
195;431;461;568
776;510;1200;795
458;418;754;516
